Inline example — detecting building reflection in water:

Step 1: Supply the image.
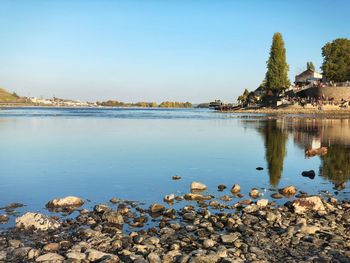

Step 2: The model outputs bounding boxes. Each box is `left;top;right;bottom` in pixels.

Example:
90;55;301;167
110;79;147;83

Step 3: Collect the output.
245;117;350;186
285;118;350;184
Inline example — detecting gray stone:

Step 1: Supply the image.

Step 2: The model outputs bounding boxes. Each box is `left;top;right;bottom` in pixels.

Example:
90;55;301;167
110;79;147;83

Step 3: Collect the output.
35;253;65;262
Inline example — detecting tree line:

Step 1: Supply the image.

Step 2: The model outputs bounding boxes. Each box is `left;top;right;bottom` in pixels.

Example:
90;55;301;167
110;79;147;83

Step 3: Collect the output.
97;100;192;108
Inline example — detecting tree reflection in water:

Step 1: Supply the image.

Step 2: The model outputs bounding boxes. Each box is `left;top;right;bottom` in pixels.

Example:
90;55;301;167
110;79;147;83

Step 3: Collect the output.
261;120;288;187
319;145;350;184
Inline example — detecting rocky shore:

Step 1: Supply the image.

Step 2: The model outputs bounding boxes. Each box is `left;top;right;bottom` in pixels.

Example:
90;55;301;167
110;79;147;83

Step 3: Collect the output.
0;183;349;262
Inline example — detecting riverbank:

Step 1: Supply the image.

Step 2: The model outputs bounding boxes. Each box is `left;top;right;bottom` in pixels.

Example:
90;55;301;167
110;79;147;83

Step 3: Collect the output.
224;104;350;116
0;182;349;262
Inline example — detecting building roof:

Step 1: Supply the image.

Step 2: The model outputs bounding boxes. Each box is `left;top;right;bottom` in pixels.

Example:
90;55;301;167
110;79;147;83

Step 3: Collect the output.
296;68;316;78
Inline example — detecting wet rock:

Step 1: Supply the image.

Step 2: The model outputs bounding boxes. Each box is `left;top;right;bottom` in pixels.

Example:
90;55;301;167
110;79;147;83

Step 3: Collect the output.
293;196;325;214
271;193;283;199
164;194;175;203
249;188;260;198
191;182;207;191
220;195;232;202
175;195;184;201
279;186;297;196
35;253;65;262
172;175;182;180
110;197;119;204
0;203;24;210
230;184;241;194
102;211;124;225
184;193;212;201
16;212;60;231
218;184;227;191
302;170;316;179
46;196;84;208
94;204;112;213
0;214;9;224
150;204;165;213
334;182;346;190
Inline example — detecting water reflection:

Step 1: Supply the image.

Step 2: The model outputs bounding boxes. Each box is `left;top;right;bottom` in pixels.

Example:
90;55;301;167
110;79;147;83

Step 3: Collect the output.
255;118;350;185
319;145;350;183
259;120;288;186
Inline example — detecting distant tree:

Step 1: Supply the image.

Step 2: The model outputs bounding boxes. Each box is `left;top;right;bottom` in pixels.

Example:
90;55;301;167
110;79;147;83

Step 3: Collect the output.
237;89;250;105
307;61;315;71
265;32;290;93
321;38;350;82
159;101;192;108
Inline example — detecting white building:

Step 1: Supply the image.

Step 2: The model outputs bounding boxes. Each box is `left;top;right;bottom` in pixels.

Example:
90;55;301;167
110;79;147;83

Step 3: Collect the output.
295;69;323;86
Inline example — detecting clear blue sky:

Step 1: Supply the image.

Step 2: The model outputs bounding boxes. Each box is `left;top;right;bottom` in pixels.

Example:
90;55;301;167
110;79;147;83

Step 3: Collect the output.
0;0;349;103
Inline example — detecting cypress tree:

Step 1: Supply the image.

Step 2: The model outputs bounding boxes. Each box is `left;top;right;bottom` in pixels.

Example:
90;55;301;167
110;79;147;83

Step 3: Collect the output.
307;61;315;71
265;33;290;93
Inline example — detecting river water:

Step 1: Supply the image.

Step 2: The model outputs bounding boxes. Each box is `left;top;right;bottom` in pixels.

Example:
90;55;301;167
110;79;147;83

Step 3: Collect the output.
0;107;349;227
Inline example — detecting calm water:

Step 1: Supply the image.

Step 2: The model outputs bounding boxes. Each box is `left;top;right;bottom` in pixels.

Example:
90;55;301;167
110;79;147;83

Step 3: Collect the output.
0;107;349;227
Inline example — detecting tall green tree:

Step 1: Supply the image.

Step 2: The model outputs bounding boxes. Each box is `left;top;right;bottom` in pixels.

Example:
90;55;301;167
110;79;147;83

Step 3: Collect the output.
321;38;350;82
265;33;290;93
307;61;315;71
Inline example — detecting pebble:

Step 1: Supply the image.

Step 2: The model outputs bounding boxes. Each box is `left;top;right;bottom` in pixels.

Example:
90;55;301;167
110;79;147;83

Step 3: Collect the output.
249;188;260;198
190;181;207;191
230;184;241;193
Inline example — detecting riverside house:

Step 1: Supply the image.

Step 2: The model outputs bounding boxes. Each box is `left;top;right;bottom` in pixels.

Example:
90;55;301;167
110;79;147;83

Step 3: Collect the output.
295;69;323;87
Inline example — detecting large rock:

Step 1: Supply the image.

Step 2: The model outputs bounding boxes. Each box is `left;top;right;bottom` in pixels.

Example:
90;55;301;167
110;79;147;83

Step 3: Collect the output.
279;186;297;196
35;252;64;262
150;204;165;213
16;212;60;231
66;252;86;260
102;211;124;225
190;182;207;191
163;194;175;203
0;214;9;224
293;196;325;214
86;249;119;262
184;193;213;201
46;196;84;208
